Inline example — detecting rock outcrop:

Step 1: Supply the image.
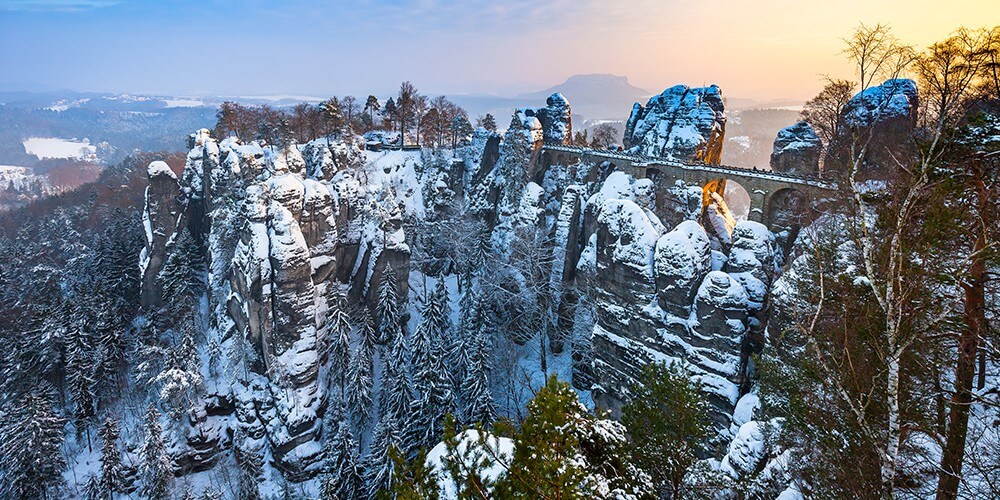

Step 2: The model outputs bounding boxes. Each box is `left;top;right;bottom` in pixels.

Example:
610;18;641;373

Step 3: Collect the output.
653;220;711;317
577;167;776;433
827;78;918;178
524;93;573;146
140;161;184;308
770;121;821;175
623;85;726;164
141;130;412;479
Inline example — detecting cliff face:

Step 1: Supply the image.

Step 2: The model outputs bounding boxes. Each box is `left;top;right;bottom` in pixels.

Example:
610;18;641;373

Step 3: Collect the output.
141;131;410;477
623;84;726;164
465;87;773;437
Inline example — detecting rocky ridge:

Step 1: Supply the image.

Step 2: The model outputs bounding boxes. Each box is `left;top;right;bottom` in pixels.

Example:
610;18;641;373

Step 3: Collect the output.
141;130;411;476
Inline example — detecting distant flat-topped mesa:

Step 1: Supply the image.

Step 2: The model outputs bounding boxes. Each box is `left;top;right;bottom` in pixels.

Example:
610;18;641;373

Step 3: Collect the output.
623;84;726;164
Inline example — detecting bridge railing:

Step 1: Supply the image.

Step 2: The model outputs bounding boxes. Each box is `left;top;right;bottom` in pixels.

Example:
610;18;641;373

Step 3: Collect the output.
541;145;836;190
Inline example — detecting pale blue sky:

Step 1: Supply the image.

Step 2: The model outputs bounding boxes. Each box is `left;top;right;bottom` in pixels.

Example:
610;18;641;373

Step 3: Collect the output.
1;0;997;99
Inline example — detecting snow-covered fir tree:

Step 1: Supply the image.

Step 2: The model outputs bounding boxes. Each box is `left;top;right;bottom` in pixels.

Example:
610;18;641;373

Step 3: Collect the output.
346;311;376;424
461;295;497;426
69;351;97;445
409;277;456;449
363;420;403;497
140;405;172;499
98;417;123;496
496;113;531;207
323;287;352;395
375;266;401;345
158;227;206;308
155;319;203;422
0;388;67;499
379;323;415;435
232;428;264;500
321;407;364;500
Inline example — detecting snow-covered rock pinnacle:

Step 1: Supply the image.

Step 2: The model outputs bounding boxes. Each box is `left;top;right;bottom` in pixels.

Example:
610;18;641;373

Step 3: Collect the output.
623;84;726;164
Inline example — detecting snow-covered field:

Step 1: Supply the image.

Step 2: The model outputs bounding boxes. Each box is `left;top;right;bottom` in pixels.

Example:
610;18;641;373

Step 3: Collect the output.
22;137;97;159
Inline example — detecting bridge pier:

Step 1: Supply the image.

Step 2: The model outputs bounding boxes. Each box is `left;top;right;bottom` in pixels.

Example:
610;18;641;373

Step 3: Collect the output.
749;190;767;223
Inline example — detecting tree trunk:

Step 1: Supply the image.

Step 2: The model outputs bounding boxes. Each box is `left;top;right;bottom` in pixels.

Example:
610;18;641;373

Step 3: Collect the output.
883;349;901;498
937;159;988;500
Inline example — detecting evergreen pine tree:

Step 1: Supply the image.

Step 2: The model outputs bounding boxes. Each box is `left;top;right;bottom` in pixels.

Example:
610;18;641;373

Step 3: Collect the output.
158;228;206;309
497;114;530;207
140;405;172;499
84;475;103;500
381;327;415;430
0;388;67;499
94;315;126;403
232;429;263;500
364;419;403;498
320;97;345;138
65;319;96;440
409;277;456;449
410;287;440;371
479;113;497;132
321;412;364;500
471;227;493;272
157;319;203;421
493;376;648;498
620;362;710;498
325;288;352;395
457;272;475;328
346;311;375;424
98;417;123;496
461;299;496;426
69;358;97;446
375;266;400;345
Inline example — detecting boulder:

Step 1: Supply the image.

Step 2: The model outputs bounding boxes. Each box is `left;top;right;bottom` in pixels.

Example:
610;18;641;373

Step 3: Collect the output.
623;84;726;164
695;272;749;336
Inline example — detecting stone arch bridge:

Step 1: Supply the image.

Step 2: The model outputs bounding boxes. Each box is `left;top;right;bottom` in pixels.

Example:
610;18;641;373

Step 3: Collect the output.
538;145;837;228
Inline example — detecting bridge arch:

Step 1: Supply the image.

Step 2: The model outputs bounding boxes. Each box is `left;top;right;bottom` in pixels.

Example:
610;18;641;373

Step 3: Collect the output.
702;178;751;222
765;187;809;229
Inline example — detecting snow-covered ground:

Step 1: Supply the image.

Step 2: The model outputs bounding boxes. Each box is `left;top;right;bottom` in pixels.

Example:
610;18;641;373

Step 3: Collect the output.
0;165;32;183
163;98;206;108
23;137;97;160
45;98;91;112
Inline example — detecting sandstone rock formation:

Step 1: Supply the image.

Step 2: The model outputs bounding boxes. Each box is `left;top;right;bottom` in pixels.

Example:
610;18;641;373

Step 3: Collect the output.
141;130;411;479
140;161;184;308
623;84;726;164
770;121;822;175
653;220;711;318
574;167;772;433
523;93;573;146
827;78;918;178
